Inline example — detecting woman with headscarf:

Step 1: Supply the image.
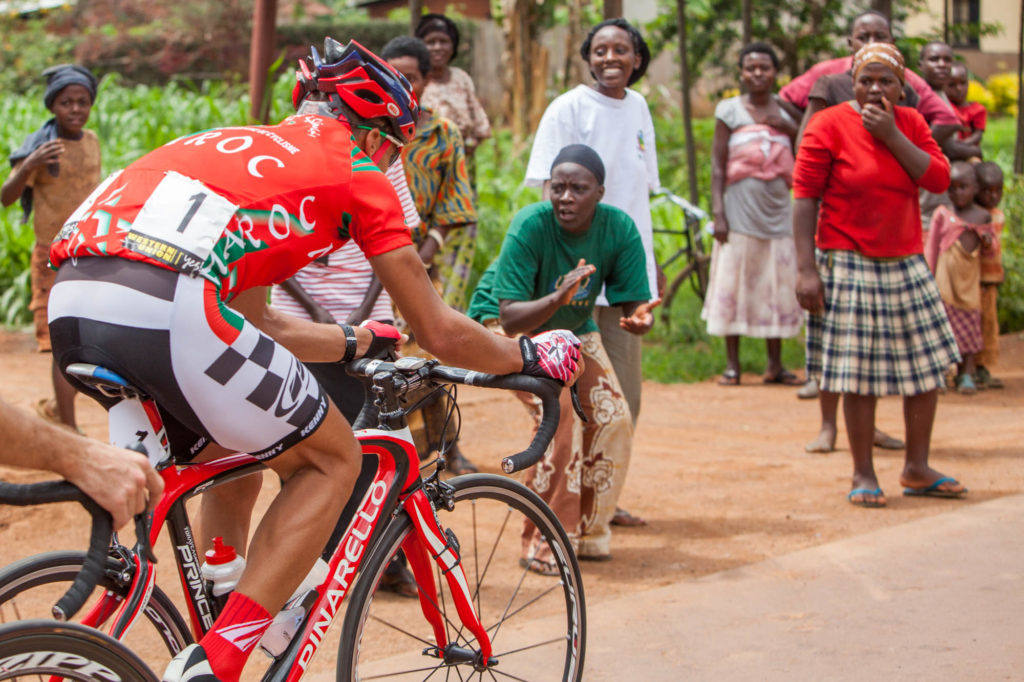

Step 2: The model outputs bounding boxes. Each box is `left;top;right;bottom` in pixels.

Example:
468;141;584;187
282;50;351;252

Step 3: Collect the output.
703;42;802;386
1;64;101;434
469;144;657;570
793;43;966;508
414;13;491;156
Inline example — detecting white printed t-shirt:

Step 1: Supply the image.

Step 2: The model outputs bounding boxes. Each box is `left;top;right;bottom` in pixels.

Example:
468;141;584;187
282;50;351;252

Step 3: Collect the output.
525;84;660;304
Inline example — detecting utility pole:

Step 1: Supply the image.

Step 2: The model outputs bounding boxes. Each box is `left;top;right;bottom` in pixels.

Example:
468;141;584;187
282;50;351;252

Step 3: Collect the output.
676;0;698;204
409;0;423;33
742;0;751;45
249;0;277;123
604;0;623;19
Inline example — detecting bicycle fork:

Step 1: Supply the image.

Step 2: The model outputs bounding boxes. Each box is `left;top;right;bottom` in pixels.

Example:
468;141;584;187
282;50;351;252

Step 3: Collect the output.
401;488;494;668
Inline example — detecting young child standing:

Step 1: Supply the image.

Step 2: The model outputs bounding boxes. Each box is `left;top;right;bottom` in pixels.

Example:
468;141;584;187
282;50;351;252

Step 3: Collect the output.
1;65;101;432
925;161;997;394
945;63;986;149
974;161;1006;389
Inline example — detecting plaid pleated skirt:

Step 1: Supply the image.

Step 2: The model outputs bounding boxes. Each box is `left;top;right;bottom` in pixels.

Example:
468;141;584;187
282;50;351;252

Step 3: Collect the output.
805;250;960;396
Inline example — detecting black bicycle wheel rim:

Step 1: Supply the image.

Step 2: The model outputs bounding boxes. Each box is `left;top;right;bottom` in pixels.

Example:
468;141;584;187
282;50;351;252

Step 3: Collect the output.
336;473;586;681
0;619;157;680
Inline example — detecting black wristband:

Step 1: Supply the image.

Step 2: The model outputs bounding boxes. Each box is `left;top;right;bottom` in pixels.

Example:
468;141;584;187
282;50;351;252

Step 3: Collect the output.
338;323;358;363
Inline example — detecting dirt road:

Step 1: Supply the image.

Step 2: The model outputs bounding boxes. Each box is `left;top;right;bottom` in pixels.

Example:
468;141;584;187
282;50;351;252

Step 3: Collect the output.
0;328;1021;677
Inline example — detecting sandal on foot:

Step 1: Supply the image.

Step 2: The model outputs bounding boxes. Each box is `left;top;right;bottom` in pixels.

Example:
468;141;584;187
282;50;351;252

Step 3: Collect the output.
902;477;967;499
611;507;647;527
378;564;418;599
445;450;479;476
518;557;560;576
847;487;886;508
763;369;802;386
718;369;740;386
955;373;977;395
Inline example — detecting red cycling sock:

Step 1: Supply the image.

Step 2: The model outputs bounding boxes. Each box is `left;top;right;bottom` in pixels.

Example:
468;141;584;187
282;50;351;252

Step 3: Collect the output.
198;591;272;682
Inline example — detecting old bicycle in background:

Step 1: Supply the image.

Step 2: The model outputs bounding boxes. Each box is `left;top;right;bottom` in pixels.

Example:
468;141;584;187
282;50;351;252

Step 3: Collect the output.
650;187;711;325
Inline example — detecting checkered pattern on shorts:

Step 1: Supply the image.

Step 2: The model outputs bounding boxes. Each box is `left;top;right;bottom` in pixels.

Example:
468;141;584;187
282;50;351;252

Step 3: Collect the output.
805;250;960;396
942;304;983;355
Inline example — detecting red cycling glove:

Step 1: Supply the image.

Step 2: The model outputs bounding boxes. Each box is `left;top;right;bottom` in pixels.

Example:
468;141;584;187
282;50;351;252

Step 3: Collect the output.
519;330;581;384
361;320;402;360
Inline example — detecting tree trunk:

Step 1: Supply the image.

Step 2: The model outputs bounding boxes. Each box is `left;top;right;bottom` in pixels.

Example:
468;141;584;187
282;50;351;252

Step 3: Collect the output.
676;0;699;204
563;0;583;91
604;0;623;19
1015;0;1024;174
409;0;423;34
741;0;752;46
249;0;277;124
870;0;892;24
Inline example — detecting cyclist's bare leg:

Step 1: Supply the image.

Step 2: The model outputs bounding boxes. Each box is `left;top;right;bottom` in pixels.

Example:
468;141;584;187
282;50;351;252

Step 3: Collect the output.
235;403;359;612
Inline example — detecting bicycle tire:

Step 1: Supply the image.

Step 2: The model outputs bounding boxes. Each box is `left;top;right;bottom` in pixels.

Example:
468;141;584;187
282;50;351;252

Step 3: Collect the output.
0;551;192;667
336;473;586;681
0;619;157;680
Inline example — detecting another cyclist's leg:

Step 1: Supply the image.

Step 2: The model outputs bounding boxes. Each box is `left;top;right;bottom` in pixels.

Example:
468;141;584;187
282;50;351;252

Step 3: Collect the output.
521;384;581;572
576;332;633;560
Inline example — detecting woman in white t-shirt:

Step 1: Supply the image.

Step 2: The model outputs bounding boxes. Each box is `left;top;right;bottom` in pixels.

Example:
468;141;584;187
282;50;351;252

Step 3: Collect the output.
525;17;660;528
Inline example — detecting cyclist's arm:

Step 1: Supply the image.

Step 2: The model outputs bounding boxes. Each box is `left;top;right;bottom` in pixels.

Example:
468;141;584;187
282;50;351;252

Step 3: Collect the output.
371;244;523;374
232;286;375;361
0;398;162;529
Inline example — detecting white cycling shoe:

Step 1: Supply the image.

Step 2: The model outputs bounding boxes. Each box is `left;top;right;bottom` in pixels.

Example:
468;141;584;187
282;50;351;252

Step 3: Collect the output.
163;643;220;681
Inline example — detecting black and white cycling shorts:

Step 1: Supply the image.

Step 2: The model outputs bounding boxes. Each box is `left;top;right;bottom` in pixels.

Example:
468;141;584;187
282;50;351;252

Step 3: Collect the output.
49;258;329;462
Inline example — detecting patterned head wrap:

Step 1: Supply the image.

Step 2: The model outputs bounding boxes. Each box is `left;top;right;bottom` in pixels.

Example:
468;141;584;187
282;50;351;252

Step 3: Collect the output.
851;43;905;86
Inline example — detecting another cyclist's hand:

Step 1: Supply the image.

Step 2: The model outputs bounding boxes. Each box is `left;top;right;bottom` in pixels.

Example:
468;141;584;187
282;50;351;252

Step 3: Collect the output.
620;298;661;335
72;440;164;530
556;259;596;306
796;269;825;314
519;330;582;385
360;320;407;359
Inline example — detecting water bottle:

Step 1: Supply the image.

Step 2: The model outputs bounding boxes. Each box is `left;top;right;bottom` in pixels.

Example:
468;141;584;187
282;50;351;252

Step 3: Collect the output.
200;537;246;609
259;557;330;658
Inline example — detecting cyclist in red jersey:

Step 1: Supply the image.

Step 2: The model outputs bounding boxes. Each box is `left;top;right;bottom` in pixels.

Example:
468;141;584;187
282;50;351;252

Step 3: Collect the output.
47;39;581;682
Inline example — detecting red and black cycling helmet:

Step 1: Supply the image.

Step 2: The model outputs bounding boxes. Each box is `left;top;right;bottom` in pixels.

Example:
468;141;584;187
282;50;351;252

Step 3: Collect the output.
293;37;419;143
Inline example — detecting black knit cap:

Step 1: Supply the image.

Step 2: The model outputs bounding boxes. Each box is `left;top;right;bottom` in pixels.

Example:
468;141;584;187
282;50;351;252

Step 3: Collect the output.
43;64;98;109
551;144;605;185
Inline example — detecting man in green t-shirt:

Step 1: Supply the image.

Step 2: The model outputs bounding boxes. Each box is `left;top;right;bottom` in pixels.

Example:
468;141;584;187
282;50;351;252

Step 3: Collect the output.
469;144;658;569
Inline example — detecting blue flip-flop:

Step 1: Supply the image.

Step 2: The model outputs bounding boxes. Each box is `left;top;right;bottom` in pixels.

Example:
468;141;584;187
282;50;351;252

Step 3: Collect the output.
848;487;886;508
902;477;967;498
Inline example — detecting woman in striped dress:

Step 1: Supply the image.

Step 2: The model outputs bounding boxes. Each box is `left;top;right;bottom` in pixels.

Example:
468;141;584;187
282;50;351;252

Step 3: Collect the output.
793;43;966;508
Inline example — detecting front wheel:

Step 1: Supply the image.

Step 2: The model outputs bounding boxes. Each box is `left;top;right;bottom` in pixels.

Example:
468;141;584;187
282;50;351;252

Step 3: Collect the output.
0;619;158;680
337;473;586;681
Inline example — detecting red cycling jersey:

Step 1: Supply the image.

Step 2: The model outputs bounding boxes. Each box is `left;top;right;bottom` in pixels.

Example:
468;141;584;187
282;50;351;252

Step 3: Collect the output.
50;114;412;301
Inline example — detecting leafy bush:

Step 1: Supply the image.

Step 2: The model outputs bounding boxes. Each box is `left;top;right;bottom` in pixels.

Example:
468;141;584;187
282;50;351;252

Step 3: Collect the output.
986;73;1020;117
995;174;1024;333
967;80;996;113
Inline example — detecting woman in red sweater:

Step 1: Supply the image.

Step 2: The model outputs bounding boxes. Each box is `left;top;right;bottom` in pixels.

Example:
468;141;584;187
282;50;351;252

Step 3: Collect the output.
793;43;965;507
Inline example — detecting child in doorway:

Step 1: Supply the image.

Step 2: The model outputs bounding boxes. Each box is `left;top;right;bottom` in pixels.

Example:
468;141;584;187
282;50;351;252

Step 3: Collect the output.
974;161;1006;389
925;161;997;394
1;65;101;432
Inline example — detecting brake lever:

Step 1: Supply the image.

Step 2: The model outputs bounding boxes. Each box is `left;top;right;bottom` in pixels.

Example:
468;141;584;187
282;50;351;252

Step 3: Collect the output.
570;383;588;423
126;441;158;563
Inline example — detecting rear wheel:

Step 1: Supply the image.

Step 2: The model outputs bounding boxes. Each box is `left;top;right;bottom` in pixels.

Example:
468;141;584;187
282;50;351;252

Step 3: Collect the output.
337;473;586;681
0;551;191;672
0;619;157;680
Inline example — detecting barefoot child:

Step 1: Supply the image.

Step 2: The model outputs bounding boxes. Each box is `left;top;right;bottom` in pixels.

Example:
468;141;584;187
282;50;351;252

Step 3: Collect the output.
1;65;101;432
974;161;1006;389
925;161;997;394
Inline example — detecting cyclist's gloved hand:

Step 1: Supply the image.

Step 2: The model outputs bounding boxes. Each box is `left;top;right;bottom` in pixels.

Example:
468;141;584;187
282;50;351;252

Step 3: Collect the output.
519;330;581;384
360;320;404;360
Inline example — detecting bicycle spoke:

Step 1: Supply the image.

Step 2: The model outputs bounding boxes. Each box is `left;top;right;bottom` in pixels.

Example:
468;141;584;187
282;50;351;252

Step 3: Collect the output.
368;614;437;648
488;581;564;631
494;635;570;659
354;662;448;680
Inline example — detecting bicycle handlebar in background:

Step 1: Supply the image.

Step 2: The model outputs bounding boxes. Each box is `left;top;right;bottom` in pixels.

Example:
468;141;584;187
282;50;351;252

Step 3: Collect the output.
0;479;111;620
347;359;562;474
